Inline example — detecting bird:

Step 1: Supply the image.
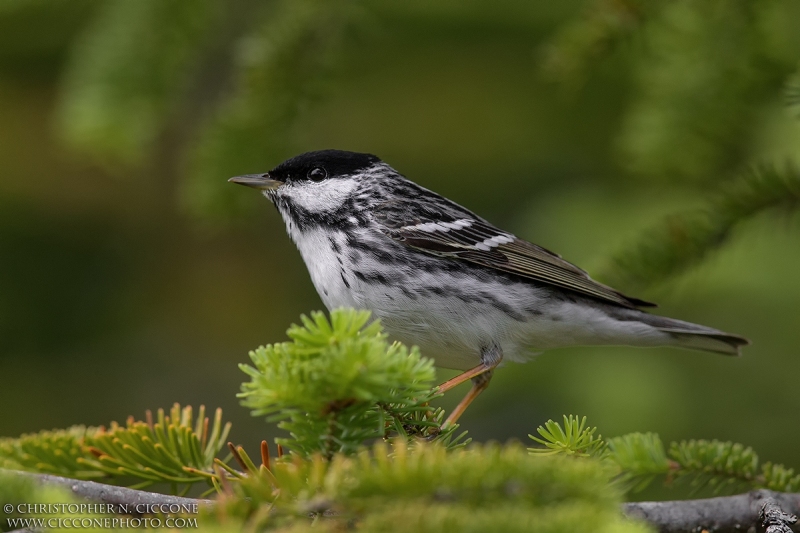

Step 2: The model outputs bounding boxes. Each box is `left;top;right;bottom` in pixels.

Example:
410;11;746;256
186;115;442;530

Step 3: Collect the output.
229;149;748;426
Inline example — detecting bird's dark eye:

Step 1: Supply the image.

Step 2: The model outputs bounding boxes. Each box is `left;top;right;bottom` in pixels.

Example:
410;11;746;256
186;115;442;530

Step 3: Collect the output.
308;167;327;182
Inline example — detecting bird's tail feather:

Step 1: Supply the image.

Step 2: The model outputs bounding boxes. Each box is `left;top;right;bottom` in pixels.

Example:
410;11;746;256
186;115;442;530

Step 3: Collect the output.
617;310;749;356
660;328;748;356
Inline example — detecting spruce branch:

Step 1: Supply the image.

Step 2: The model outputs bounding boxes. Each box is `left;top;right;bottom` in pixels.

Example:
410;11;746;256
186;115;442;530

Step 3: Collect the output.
0;404;232;493
238;309;466;458
607;432;670;492
668;440;759;494
7;466;800;533
599;164;800;290
528;416;800;495
0;426;102;480
763;463;800;493
623;490;800;533
216;441;642;533
83;404;232;491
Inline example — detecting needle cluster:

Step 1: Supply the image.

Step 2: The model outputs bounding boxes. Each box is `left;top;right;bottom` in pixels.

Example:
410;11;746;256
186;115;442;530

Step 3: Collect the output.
238;309;464;457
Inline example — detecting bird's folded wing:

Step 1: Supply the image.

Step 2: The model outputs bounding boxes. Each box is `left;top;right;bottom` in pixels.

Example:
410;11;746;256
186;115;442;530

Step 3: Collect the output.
373;200;653;309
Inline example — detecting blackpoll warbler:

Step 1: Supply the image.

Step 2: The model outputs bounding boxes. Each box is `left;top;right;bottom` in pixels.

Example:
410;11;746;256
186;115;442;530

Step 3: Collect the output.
230;150;748;425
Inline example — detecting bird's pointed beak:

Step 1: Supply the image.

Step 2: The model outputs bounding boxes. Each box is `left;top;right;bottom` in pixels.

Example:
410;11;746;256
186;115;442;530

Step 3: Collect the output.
228;173;283;190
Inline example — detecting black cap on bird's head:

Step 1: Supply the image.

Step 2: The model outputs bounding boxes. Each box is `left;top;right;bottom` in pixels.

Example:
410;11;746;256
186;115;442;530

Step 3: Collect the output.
228;150;381;190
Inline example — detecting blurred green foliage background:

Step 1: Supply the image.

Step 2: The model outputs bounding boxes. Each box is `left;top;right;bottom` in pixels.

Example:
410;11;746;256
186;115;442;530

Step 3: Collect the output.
1;0;799;500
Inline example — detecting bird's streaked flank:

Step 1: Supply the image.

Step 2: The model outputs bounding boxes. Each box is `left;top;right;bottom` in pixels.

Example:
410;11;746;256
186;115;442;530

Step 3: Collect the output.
230;150;748;425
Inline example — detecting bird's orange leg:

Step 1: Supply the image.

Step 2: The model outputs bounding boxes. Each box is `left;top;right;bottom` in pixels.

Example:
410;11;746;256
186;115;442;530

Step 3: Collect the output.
437;362;494;393
437;344;503;427
443;370;494;427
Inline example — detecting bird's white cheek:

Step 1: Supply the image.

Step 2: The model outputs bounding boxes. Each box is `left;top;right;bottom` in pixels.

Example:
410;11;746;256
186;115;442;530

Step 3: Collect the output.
280;178;359;214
